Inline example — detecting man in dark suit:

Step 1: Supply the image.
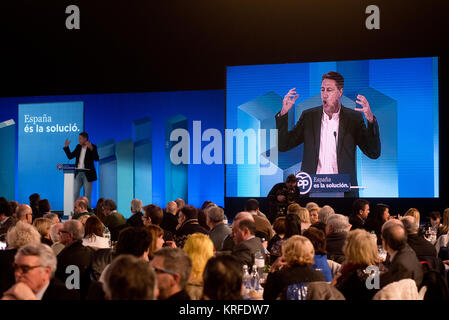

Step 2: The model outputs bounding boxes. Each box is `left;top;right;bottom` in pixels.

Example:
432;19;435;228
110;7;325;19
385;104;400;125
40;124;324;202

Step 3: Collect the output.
63;131;99;207
275;71;381;197
175;205;208;248
349;199;370;230
0;197;16;238
2;243;79;300
232;219;266;269
380;223;423;288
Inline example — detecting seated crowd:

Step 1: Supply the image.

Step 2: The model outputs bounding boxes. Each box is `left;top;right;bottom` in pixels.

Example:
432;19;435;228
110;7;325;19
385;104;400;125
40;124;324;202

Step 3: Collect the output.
1;195;449;300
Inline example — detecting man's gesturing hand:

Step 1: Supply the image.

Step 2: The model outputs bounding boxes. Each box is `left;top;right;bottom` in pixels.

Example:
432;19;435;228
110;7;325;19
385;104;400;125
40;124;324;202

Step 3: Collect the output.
64;138;71;147
280;88;299;116
355;94;374;123
86;141;94;151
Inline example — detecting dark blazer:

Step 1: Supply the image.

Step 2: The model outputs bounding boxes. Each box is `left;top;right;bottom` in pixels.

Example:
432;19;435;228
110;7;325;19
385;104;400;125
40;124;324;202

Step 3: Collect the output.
263;264;325;300
127;212;144;227
0;216;17;238
335;263;379;300
276;106;381;193
349;215;365;230
232;236;266;268
407;234;441;271
161;212;179;234
0;248;17;297
209;223;232;251
42;278;80;300
175;219;208;247
326;232;347;263
380;245;424;288
63;144;99;182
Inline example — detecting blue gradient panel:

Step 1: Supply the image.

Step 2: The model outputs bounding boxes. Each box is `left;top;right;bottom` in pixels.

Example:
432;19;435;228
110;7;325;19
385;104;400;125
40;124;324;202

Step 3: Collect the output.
98;139;117;203
116;139;134;217
133;118;153;206
0;120;16;200
227;57;438;198
18;102;84;208
165;115;188;204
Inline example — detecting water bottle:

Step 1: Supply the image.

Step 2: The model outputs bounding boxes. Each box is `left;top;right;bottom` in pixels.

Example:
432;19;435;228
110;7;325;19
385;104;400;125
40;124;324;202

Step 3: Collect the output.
250;264;260;292
242;265;251;296
370;231;377;244
104;226;111;247
254;249;265;278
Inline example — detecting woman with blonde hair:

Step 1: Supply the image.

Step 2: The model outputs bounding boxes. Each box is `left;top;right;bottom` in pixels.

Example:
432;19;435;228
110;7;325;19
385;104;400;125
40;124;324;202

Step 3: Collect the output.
287;203;311;232
183;233;214;300
404;208;420;227
334;229;381;300
32;217;53;246
146;224;165;256
263;235;325;300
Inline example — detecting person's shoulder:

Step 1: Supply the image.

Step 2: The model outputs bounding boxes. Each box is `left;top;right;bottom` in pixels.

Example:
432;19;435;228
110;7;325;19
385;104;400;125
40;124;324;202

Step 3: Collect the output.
44;278;80;300
300;106;322;117
341;105;363;119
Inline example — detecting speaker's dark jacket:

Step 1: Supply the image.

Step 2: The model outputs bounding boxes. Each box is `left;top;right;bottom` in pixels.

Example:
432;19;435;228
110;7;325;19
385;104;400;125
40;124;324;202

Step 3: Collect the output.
63;144;99;182
276;105;381;190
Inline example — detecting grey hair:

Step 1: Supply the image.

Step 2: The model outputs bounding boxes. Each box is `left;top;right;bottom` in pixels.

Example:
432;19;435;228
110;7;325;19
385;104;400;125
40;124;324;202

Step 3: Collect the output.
234;211;254;222
318;205;335;224
327;214;349;233
6;221;41;249
16;243;57;277
207;206;224;223
49;223;63;242
131;199;143;214
381;219;403;233
401;216;419;235
43;213;59;222
64;220;84;240
153;247;192;289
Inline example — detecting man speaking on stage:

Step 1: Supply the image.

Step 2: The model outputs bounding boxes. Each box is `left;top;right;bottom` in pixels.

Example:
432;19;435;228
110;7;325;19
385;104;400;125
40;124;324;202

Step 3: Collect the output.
63;132;99;207
275;71;381;197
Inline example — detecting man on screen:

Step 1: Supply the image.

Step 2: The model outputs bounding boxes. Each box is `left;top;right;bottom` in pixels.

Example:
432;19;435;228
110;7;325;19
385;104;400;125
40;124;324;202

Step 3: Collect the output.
275;71;381;197
63;132;99;207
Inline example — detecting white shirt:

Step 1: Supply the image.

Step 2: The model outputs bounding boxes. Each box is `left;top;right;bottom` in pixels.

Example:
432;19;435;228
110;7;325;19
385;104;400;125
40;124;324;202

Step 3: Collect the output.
83;235;110;249
77;146;87;169
316;109;340;174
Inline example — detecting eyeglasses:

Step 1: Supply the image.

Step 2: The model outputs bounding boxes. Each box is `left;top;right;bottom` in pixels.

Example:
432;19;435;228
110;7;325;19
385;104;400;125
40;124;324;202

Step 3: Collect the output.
58;230;69;234
153;266;178;275
13;263;43;274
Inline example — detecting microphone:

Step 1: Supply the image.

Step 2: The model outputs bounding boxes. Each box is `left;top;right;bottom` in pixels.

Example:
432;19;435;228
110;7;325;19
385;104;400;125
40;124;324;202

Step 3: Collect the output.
333;131;337;148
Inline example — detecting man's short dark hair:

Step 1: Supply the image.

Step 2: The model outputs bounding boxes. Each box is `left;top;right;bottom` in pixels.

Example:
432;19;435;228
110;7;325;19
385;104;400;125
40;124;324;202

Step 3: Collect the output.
322;71;344;90
382;224;407;251
103;199;117;211
143;204;164;225
237;219;256;235
38;199;51;214
430;211;441;221
203;254;243;300
245;199;259;212
0;197;12;217
180;205;198;220
352;199;369;216
303;226;327;255
286;174;298;184
79;132;88;140
104;254;156;300
29;193;40;206
115;227;152;257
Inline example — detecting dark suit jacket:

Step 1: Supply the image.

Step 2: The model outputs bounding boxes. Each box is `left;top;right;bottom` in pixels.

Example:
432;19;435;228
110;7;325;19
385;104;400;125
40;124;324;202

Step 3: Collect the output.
209;223;232;251
42;278;80;300
326;232;347;263
349;215;366;230
127;212;144;227
0;216;17;238
0;249;17;297
232;236;266;268
276;105;381;192
63;144;99;182
380;245;424;288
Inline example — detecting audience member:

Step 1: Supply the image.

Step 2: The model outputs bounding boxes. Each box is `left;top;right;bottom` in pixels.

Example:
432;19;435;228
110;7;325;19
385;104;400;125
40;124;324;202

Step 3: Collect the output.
102;199;127;240
38;199;51;217
161;201;179;234
83;216;109;249
206;206;231;251
29;193;41;220
268;216;286;264
232;219;265;269
439;208;449;237
349;199;370;230
127;198;144;227
175;198;185;211
0;221;41;296
42;213;60;224
150;247;192;300
202;254;243;300
220;212;254;252
325;214;350;264
93;198;105;222
49;223;65;256
8;201;18;217
334;229;381;300
306;202;319;213
313;205;335;233
103;254;157;300
32;218;53;246
309;206;320;225
245;199;273;241
183;233;214;300
55;220;94;298
364;203;390;244
175;205;208;248
146;224;165;256
379;223;423;288
72;198;92;220
16;204;33;224
0;197;16;237
143;204;174;242
303;227;332;282
263;235;325;300
2;243;79;300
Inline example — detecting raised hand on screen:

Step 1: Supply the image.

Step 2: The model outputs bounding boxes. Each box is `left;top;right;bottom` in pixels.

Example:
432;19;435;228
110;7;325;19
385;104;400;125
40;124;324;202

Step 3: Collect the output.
280;88;299;116
355;94;374;123
64;138;71;147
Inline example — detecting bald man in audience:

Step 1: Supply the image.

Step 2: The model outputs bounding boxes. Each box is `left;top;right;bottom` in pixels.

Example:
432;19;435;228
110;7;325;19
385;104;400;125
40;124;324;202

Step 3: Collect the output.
16;205;33;224
221;212;255;252
161;201;179;234
379;223;423;289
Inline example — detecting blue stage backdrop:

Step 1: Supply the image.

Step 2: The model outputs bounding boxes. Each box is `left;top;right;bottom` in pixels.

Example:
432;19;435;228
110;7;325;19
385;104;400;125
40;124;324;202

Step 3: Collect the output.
226;57;439;198
0;90;224;216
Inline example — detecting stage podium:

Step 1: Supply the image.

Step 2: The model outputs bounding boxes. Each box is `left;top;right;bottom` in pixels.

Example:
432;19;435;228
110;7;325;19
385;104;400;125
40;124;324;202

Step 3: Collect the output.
57;164;89;217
